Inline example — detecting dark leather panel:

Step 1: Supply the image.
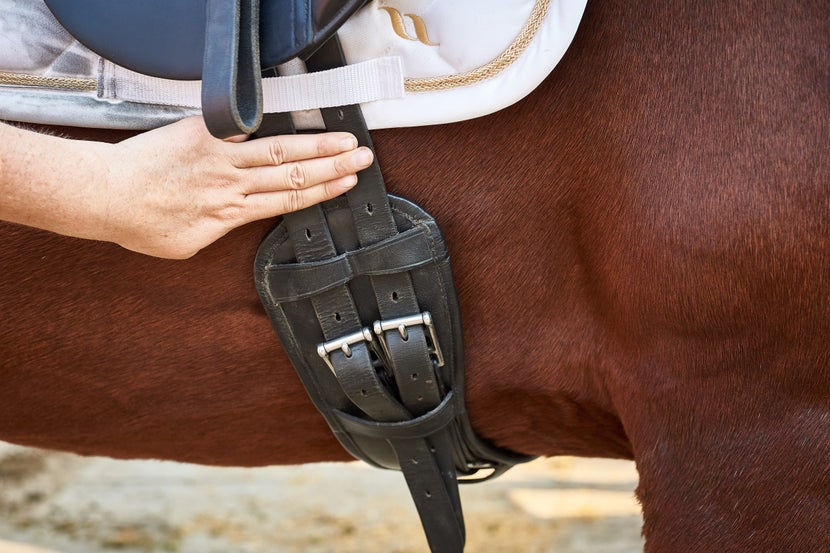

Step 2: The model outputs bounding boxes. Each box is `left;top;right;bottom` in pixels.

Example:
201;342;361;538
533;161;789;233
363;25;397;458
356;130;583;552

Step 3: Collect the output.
44;0;208;80
44;0;367;78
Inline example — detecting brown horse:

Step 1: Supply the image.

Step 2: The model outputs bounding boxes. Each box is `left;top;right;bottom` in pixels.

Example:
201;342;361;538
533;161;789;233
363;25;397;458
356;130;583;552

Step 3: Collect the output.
1;0;828;551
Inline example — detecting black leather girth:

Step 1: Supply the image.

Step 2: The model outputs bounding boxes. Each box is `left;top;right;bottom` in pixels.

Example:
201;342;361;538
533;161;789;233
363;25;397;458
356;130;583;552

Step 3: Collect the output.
254;37;533;553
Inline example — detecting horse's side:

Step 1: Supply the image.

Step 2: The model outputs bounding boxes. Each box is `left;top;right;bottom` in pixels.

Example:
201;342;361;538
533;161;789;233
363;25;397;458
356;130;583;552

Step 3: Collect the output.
2;1;827;551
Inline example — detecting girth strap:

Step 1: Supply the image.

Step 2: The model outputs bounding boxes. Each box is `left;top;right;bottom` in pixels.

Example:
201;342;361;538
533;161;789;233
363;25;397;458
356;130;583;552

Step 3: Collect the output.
302;38;463;552
254;36;534;552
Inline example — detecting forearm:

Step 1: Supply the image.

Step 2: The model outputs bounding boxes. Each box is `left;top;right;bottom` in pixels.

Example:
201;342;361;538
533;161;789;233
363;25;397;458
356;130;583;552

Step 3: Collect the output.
0;122;115;242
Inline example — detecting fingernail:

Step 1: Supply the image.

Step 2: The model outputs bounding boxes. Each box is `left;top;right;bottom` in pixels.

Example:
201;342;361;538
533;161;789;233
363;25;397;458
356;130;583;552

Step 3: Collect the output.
354;148;373;167
343;175;359;188
340;136;358;150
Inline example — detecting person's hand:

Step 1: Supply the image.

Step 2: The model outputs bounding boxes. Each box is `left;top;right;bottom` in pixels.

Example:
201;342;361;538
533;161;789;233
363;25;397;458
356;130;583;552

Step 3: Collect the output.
98;117;372;258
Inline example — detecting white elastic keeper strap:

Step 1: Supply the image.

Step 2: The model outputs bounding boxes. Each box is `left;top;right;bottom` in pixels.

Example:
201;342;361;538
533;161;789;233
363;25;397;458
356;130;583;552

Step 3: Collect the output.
100;56;405;113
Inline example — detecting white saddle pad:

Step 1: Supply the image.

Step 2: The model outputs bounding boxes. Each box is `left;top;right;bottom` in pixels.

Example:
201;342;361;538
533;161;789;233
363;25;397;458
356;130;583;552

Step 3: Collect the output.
0;0;585;130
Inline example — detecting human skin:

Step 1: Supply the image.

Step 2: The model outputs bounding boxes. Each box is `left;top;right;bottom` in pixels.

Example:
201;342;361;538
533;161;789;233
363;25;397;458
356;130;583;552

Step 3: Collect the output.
0;116;373;259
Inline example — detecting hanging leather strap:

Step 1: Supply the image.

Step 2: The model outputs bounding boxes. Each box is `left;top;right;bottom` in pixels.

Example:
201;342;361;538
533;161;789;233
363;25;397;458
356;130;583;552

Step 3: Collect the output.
303;39;464;552
202;0;263;137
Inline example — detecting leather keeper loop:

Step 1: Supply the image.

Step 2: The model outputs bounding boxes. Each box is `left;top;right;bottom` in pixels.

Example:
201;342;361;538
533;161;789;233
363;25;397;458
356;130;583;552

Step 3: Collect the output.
262;225;442;302
333;392;457;440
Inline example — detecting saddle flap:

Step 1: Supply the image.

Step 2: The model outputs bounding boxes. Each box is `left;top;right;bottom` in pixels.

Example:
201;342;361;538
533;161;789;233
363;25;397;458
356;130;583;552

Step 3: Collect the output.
44;0;369;136
44;0;368;79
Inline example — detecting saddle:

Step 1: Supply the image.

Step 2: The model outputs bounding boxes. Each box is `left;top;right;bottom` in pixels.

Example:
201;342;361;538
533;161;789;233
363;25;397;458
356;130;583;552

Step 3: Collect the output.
43;0;368;137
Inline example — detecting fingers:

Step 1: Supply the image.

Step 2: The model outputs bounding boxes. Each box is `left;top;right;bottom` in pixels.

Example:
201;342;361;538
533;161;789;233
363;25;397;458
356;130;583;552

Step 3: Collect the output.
241;175;359;222
216;130;375;223
242;147;374;195
230;132;360;167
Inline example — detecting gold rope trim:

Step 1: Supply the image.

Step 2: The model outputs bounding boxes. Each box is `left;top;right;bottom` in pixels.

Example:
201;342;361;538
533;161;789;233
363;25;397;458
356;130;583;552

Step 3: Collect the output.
0;72;96;91
404;0;551;93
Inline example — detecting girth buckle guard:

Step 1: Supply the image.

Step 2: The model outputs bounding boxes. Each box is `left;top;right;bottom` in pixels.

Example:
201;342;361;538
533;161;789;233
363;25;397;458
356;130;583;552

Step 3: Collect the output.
254;39;531;552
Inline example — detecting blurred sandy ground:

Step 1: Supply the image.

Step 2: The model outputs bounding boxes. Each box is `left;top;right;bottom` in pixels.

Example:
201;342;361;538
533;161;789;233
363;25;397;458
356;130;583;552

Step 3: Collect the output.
0;441;643;553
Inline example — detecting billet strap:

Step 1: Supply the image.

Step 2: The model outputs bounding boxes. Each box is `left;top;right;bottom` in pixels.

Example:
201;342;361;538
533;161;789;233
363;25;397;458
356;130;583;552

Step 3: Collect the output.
202;0;263;137
254;37;533;552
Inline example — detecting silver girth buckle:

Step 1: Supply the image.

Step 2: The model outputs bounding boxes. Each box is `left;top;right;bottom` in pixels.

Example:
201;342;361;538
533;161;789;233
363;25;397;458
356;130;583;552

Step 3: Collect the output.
317;327;375;374
317;311;445;374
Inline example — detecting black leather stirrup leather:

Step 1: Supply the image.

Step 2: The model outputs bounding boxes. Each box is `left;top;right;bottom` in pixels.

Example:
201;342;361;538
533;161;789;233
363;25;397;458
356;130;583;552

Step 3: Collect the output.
253;38;533;552
44;0;369;137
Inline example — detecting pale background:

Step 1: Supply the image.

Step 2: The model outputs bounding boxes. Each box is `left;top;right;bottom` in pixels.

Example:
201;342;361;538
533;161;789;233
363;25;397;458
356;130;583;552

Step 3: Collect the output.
0;442;643;553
